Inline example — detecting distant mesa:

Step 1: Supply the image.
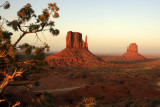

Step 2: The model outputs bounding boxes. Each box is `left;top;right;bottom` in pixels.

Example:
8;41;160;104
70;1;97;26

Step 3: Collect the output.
46;31;105;66
122;43;146;61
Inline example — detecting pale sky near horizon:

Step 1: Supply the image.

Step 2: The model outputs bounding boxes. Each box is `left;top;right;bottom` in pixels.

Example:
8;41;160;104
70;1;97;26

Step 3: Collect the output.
1;0;160;54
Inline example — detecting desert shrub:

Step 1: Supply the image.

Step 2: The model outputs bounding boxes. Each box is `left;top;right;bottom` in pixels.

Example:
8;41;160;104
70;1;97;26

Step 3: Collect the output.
89;82;95;85
36;92;54;107
125;100;134;107
34;81;40;87
77;97;98;107
50;64;56;70
75;71;90;79
19;43;35;57
130;103;136;107
110;61;142;64
43;61;48;65
59;105;69;107
26;105;36;107
150;99;160;107
65;98;74;104
33;47;45;60
101;86;105;89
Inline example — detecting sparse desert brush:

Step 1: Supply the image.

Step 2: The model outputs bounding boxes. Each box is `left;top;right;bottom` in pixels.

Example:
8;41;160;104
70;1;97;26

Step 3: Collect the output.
75;71;90;79
150;99;160;107
33;92;54;107
50;64;56;70
34;80;40;87
77;97;98;107
59;106;69;107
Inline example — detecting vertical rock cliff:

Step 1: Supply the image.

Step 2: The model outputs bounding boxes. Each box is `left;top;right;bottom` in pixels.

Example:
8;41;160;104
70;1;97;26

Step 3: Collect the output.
66;31;88;49
46;31;105;66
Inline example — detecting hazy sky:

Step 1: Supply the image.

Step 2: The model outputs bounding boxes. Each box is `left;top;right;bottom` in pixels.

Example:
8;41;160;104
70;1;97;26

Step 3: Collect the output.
1;0;160;54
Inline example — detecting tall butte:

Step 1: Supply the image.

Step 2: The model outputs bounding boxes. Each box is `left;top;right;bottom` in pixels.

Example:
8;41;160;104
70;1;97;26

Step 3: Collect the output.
46;31;105;66
122;43;146;61
66;31;88;49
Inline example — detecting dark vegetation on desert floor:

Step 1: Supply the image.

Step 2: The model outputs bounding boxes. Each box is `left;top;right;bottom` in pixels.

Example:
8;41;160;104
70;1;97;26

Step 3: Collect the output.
1;1;160;107
2;32;160;106
3;54;160;107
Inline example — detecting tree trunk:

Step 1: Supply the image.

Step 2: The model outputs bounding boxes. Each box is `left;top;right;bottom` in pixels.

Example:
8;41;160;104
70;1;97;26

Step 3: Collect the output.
13;32;26;47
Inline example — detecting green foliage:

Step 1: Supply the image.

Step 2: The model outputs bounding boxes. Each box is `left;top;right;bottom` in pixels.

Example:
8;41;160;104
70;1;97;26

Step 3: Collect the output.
29;24;40;32
6;2;60;46
0;29;13;43
32;43;50;60
1;31;12;42
33;47;45;60
19;43;35;57
17;3;34;22
3;1;10;9
38;3;59;23
7;20;19;31
0;2;60;106
0;28;16;61
48;21;55;27
49;28;59;36
0;1;10;9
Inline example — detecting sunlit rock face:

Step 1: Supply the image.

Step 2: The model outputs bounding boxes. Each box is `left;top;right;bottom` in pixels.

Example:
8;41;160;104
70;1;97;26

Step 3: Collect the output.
127;43;138;52
66;31;88;50
46;31;105;66
122;43;146;61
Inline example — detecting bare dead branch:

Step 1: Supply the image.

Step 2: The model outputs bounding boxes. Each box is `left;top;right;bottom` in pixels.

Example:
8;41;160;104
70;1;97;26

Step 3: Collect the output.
12;101;20;107
35;32;43;44
0;1;9;8
0;69;24;93
0;99;5;103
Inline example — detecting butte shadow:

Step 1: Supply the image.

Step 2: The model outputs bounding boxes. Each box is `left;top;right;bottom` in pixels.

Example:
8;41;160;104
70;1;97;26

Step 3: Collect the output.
46;31;107;67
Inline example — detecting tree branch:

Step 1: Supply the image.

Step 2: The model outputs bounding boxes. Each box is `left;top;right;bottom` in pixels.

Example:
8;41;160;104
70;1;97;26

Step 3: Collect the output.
0;69;24;93
17;22;46;34
13;32;26;47
13;23;46;47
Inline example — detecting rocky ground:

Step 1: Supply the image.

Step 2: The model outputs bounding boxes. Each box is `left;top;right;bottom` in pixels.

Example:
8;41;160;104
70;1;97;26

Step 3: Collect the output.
2;32;160;106
3;55;160;107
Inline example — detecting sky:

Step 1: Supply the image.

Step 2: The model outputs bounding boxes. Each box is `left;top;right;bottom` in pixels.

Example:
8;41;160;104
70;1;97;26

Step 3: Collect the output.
1;0;160;54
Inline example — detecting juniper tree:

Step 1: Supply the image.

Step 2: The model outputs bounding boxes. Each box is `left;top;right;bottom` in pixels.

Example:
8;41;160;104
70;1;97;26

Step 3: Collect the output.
0;2;60;106
7;3;59;47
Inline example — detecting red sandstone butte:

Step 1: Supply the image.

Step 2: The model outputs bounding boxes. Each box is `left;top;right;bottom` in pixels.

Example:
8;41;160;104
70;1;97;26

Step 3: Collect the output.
66;31;88;49
46;31;105;66
122;43;146;61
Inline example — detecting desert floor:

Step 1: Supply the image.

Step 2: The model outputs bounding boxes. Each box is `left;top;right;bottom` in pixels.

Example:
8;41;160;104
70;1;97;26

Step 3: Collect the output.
4;55;160;107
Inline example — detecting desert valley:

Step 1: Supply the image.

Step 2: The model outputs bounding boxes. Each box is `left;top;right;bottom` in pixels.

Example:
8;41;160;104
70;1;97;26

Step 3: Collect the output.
1;31;160;107
1;0;160;107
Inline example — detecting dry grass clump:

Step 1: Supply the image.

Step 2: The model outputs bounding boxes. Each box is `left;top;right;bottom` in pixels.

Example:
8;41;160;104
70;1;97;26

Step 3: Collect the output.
77;97;98;107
